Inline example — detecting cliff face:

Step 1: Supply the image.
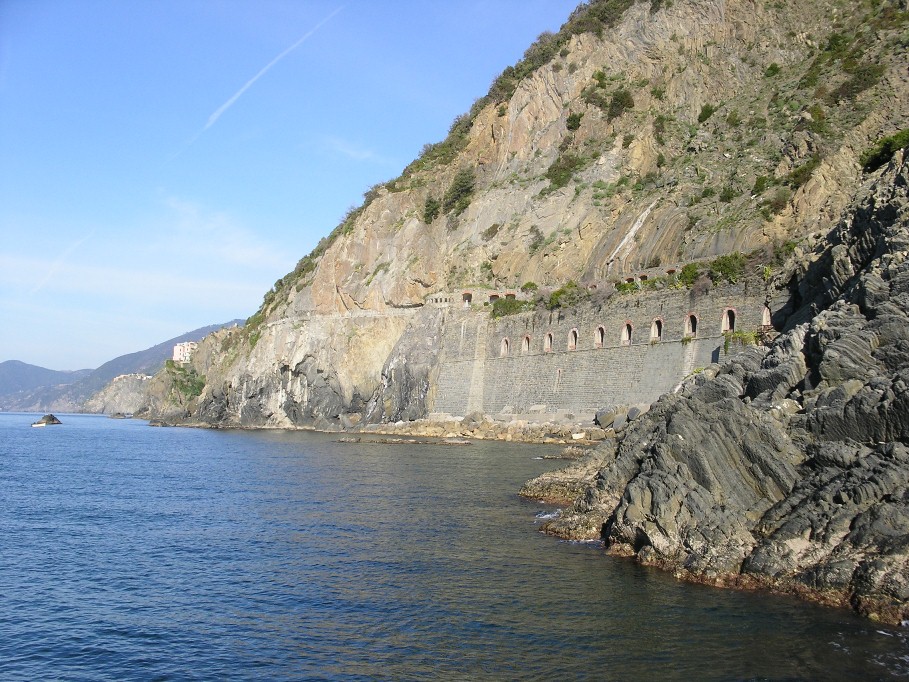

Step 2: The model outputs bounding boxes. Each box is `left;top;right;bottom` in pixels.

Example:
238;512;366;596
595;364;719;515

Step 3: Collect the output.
82;374;152;415
528;151;909;624
151;0;909;429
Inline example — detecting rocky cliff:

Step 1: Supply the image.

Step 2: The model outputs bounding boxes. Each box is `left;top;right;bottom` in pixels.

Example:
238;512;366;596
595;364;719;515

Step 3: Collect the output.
148;0;909;429
82;374;153;415
525;150;909;624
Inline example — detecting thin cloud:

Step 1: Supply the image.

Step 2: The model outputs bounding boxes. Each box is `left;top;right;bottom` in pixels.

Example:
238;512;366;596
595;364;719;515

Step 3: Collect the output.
160;195;292;270
29;230;95;294
323;135;395;164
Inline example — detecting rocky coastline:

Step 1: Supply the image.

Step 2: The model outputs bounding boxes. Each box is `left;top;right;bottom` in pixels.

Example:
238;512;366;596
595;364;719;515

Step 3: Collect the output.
520;153;909;626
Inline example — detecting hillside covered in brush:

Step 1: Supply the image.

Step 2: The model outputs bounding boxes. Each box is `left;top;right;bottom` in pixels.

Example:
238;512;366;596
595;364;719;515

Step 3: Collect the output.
143;0;909;428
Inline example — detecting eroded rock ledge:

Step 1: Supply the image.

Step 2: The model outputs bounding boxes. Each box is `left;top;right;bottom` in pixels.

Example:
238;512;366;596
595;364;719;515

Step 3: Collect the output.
522;151;909;625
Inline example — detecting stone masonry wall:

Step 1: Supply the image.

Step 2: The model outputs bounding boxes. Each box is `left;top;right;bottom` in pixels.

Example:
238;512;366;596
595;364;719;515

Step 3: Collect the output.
432;281;771;418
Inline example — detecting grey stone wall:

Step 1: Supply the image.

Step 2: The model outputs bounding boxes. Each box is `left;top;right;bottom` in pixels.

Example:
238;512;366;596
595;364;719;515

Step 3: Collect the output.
432;281;771;418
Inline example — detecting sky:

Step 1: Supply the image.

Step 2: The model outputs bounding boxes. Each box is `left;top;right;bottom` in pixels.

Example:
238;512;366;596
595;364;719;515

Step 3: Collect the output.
0;0;578;370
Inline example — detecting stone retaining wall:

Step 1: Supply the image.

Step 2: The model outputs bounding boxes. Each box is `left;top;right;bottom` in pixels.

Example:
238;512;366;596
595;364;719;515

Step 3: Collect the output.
432;281;771;418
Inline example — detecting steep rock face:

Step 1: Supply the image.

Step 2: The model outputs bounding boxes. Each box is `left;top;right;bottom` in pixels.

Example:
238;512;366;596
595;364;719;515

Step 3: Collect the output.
192;313;414;428
82;374;152;415
153;0;908;430
533;151;909;623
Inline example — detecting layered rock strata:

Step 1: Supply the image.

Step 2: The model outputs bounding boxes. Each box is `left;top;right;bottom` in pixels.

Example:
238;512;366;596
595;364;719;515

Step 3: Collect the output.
144;0;909;431
527;152;909;624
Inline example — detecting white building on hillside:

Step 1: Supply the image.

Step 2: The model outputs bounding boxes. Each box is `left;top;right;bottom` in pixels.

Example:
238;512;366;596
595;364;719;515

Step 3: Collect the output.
173;341;198;363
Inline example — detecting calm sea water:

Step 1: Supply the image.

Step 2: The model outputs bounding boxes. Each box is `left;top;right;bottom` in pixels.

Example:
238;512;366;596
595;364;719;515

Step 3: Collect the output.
1;413;907;681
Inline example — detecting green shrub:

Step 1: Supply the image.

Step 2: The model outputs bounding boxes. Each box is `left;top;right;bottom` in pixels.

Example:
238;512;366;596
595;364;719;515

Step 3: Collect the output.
697;103;718;123
166;360;206;400
786;154;821;189
764;62;781;77
622;133;634;148
442;167;476;215
828;62;885;102
719;185;738;202
762;188;792;218
752;175;772;195
545;152;586;190
773;239;798;264
566;112;583;131
520;281;539;293
615;280;637;294
491;298;532;318
726;109;742;126
607;88;634;121
528;225;546;254
709;252;746;284
723;329;758;354
860;128;909;172
678;262;700;287
423;195;440;223
804;104;830;135
653;114;670;144
548;280;588;309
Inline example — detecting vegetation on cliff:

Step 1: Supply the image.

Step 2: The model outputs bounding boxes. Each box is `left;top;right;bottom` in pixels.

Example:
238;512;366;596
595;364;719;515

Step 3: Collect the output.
232;0;907;334
163;0;909;432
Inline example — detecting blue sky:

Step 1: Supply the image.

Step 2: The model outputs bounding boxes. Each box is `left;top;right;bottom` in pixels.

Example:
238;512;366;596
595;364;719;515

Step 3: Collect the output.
0;0;578;370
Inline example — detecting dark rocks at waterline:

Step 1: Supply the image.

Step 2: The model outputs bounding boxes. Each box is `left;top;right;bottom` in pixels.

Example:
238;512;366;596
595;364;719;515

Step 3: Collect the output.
527;152;909;624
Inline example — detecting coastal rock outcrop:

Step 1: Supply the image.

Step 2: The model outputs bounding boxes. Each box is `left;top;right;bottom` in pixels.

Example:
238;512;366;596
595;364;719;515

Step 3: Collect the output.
528;151;909;624
82;373;152;415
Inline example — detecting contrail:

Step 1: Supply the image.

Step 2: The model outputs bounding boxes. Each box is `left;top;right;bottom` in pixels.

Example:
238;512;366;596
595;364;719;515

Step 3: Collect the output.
168;6;343;161
205;6;343;131
31;230;96;295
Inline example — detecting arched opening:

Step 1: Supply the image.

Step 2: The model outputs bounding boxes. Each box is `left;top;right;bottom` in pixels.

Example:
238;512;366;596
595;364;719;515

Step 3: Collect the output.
595;326;605;348
650;318;663;342
544;333;553;353
568;328;578;350
462;292;472;306
625;277;635;284
500;337;510;357
762;305;772;327
621;323;633;346
489;294;500;303
639;274;648;282
685;314;698;337
722;308;736;333
522;335;531;354
505;293;516;300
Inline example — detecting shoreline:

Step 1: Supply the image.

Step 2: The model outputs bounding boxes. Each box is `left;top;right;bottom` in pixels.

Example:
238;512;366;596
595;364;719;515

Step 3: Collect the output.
148;413;620;447
145;412;908;626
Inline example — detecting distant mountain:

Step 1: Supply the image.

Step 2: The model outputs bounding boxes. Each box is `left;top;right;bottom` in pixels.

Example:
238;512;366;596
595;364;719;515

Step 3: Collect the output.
77;320;245;396
0;360;92;396
0;320;243;412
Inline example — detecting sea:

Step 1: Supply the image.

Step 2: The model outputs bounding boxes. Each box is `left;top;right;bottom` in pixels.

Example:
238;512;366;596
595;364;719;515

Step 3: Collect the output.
1;412;907;681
